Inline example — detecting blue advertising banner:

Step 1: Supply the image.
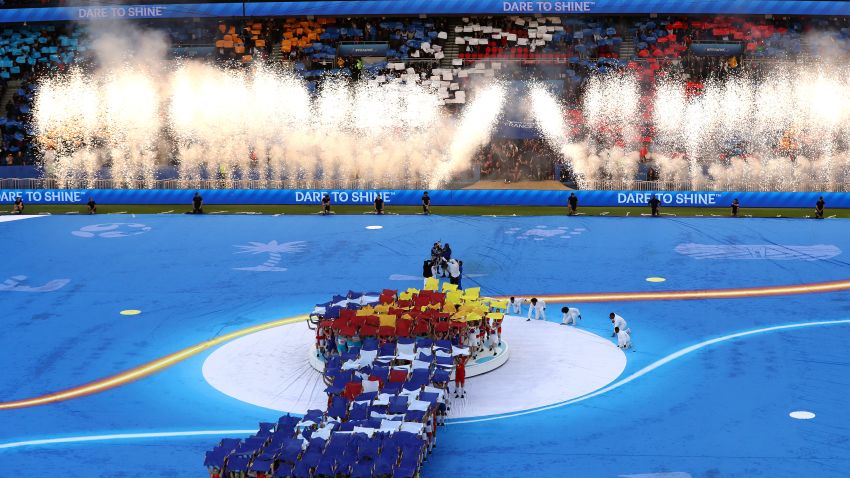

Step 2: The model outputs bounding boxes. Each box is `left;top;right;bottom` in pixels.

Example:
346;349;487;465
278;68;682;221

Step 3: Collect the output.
337;42;389;57
3;1;850;23
246;0;850;17
0;3;242;23
0;188;843;209
689;42;744;56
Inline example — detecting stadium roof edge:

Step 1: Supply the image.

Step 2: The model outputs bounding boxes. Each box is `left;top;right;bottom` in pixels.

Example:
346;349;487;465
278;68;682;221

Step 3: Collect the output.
1;0;850;24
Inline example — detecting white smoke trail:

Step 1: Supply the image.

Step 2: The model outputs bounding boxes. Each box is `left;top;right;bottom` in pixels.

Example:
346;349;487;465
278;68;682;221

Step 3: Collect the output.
429;82;506;189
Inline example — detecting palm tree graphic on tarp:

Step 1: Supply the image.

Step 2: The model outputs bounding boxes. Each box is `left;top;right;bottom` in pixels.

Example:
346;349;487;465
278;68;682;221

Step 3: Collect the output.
233;240;307;272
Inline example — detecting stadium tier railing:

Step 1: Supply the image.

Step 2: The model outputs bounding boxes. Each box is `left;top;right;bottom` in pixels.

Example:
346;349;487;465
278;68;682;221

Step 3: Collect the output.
3;177;850;192
0;177;435;190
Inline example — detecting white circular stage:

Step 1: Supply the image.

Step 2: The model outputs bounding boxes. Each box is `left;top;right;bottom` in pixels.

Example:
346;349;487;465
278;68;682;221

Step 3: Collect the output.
202;316;626;419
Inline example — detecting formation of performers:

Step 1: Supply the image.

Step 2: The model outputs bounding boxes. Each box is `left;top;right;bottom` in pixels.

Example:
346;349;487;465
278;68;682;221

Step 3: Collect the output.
423;241;462;288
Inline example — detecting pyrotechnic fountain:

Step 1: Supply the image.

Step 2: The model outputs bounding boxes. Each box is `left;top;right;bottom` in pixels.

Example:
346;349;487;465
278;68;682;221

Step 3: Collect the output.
529;68;850;192
33;60;507;190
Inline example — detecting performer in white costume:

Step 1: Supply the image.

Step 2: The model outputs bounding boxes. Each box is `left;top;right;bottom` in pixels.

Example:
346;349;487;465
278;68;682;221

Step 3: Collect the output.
527;298;546;321
609;312;630;337
561;306;581;325
508;296;523;315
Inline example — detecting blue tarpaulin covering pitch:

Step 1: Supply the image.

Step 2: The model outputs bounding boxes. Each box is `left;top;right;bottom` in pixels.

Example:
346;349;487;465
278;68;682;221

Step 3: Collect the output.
1;214;849;476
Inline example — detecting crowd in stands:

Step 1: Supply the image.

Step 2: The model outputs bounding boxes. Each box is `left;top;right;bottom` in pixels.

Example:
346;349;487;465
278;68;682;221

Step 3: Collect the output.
456;16;621;61
477;139;561;182
632;16;806;60
0;24;82;165
214;20;272;64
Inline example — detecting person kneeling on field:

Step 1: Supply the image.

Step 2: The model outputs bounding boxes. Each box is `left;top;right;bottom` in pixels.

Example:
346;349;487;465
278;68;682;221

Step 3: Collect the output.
11;196;23;214
508;296;523;315
192;192;204;214
648;194;661;217
527;297;546;321
561;306;581;326
610;312;630;337
321;193;331;215
615;326;632;349
373;195;384;214
87;197;97;214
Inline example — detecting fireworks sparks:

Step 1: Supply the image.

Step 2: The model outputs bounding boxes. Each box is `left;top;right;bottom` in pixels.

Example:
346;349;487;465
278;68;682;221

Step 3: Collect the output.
32;55;850;192
34;61;487;189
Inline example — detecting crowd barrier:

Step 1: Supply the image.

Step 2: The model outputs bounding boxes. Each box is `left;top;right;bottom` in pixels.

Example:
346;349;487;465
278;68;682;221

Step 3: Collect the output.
0;188;846;208
1;0;850;23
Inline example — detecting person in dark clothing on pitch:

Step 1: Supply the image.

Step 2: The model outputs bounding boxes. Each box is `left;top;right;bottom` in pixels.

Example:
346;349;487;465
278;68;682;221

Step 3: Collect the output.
322;193;331;215
422;260;433;288
815;196;825;219
649;194;661;217
192;192;204;214
374;195;384;214
11;196;23;214
422;191;431;215
568;193;578;215
730;198;740;217
441;243;452;277
87;197;97;215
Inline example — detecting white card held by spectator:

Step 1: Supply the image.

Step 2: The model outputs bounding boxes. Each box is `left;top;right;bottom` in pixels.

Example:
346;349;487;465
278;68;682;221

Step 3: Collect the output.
438;31;448;39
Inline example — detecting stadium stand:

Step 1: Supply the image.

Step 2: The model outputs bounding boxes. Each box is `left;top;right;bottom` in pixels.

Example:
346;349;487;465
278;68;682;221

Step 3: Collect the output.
3;13;850;185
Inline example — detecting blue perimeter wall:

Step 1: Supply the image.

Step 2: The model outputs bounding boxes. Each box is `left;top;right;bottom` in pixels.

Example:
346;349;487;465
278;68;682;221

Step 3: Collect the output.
0;189;841;208
2;0;850;23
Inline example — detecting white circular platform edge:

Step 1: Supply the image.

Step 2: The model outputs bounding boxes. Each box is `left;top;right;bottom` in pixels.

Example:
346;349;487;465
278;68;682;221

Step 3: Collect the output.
202;316;627;418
